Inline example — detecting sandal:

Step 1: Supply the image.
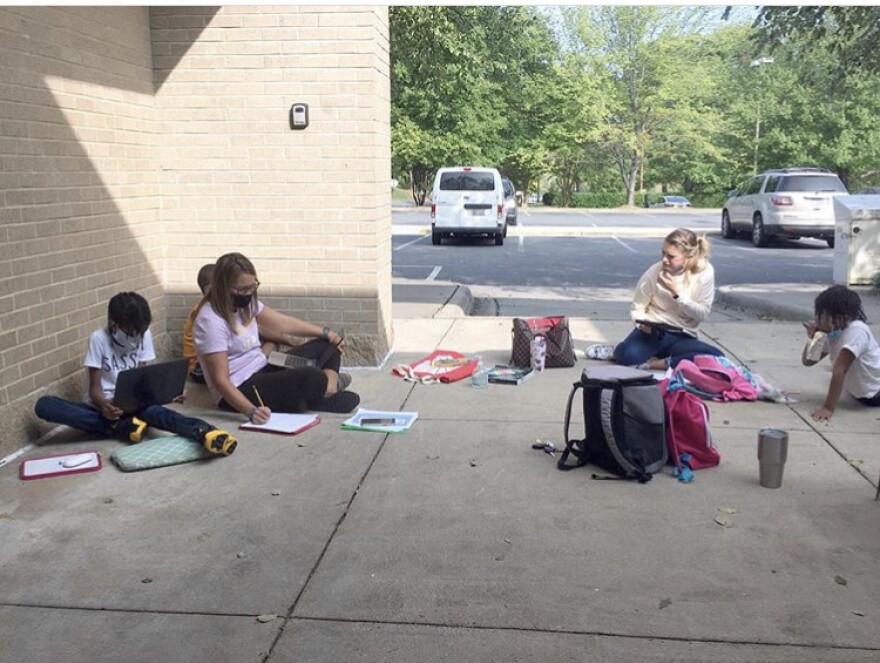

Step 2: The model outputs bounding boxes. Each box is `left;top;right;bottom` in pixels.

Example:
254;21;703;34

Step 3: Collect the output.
392;365;438;384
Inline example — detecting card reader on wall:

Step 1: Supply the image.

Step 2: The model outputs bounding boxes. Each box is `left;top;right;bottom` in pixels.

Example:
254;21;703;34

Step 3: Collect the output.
290;103;309;130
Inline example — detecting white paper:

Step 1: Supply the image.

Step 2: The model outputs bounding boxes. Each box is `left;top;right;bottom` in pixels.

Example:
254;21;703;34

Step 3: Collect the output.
241;412;319;434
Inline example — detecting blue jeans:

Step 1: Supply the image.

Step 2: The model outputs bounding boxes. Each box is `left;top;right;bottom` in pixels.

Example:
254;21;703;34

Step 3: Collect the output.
613;327;724;368
34;396;215;440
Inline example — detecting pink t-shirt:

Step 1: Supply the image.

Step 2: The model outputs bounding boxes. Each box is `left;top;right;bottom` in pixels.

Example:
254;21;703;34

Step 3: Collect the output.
194;301;268;404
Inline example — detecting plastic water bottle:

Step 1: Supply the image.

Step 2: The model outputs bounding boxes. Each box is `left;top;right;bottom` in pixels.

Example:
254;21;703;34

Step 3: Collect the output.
472;358;488;389
530;336;546;373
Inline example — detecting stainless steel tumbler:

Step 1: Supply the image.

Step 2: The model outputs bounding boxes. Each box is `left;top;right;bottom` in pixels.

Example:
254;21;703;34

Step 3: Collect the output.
758;428;789;489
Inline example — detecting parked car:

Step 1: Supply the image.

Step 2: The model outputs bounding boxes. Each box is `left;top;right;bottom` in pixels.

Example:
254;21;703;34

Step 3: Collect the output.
649;195;692;208
502;177;518;225
430;167;507;246
721;168;848;247
853;186;880;195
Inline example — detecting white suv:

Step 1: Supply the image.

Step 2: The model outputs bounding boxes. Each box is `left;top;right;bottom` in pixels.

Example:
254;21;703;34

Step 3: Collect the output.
502;177;518;226
721;168;848;247
430;167;507;246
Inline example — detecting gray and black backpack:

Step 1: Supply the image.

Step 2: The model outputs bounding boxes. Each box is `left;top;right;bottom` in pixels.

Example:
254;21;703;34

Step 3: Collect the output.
558;365;667;483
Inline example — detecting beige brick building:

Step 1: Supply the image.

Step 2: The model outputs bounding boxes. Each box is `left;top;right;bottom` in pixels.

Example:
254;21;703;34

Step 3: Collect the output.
0;6;391;456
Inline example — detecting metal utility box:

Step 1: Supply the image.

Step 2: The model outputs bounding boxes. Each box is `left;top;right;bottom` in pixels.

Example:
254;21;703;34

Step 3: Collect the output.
832;196;880;285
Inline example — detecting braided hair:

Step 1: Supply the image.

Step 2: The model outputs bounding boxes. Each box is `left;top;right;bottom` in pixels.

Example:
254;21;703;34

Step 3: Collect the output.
814;285;866;330
663;228;710;273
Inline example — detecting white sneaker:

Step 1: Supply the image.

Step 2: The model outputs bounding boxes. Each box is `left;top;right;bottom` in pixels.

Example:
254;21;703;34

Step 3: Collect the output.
586;344;615;361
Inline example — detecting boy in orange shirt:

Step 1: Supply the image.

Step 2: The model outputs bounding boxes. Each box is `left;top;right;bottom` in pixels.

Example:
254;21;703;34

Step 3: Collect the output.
182;264;214;383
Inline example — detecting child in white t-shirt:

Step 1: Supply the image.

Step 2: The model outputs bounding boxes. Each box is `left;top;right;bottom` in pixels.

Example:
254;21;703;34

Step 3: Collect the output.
802;285;880;421
35;291;237;455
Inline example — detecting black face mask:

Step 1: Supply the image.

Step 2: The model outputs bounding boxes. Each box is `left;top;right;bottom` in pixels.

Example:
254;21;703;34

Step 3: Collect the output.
231;293;253;309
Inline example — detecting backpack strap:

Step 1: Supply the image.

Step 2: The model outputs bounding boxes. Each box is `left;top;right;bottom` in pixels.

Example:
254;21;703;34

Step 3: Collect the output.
608;383;652;483
557;380;587;471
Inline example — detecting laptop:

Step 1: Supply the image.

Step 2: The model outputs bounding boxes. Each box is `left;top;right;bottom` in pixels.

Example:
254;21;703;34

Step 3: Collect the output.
268;331;345;371
113;358;190;414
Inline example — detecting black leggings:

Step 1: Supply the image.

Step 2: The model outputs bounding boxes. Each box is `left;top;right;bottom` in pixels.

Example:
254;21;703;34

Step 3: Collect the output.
222;339;341;414
857;391;880;406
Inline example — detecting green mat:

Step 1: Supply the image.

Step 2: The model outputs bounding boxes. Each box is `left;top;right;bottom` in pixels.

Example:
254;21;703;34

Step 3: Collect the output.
111;435;214;472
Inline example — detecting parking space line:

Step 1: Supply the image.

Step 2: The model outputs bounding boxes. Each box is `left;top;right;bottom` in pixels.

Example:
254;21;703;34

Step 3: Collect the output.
394;234;428;251
426;266;442;281
612;236;639;253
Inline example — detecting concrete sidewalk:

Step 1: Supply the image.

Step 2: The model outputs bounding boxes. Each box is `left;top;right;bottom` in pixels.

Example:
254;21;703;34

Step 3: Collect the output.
2;289;879;662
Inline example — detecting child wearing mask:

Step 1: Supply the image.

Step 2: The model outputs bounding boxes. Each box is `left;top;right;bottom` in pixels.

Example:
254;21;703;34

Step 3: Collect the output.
183;263;278;383
35;291;237;455
802;285;880;421
182;263;215;383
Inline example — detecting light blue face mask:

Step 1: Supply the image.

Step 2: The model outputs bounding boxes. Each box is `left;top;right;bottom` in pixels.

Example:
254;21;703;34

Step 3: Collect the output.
826;328;843;341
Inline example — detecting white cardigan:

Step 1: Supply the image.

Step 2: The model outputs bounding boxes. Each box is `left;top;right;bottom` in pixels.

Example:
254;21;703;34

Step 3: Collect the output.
629;261;715;337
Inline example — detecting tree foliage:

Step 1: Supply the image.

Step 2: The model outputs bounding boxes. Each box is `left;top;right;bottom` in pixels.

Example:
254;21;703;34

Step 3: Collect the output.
751;6;880;76
390;6;880;208
390;6;560;204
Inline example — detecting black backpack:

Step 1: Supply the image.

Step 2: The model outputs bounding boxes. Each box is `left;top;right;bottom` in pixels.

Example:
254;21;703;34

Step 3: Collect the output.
558;365;667;483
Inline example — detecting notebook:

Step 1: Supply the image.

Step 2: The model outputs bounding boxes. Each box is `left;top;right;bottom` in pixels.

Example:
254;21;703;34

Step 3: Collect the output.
267;331;345;370
113;358;189;414
635;319;684;334
240;412;320;435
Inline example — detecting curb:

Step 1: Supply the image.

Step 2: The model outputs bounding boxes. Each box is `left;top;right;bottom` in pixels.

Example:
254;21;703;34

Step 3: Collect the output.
715;288;812;322
392;226;720;238
435;284;474;318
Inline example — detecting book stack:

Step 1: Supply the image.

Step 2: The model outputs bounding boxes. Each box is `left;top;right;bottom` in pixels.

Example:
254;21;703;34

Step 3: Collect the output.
487;365;534;385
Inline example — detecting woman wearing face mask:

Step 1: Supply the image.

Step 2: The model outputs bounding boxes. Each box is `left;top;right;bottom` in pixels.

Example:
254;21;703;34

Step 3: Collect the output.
193;252;359;422
585;228;725;370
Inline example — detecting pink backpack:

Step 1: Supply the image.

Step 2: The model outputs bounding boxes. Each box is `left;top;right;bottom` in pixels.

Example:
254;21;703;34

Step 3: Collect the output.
660;380;720;471
671;355;758;402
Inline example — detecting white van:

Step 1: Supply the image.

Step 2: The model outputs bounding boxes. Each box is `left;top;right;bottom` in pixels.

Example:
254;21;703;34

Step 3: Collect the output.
430;167;507;245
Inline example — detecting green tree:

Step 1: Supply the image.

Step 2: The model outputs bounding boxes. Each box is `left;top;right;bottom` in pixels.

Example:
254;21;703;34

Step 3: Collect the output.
390;6;560;205
710;20;880;191
539;56;605;206
751;6;880;76
561;6;717;206
647;25;755;199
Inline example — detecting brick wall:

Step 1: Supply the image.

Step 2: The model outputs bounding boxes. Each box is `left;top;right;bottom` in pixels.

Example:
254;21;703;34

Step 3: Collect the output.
0;6;162;455
152;6;392;365
0;6;391;458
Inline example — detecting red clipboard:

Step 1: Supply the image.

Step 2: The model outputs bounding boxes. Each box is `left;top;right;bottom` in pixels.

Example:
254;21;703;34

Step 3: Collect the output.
20;451;102;481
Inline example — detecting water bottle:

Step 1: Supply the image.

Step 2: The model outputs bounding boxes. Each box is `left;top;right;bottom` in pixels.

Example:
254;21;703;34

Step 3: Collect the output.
530;336;546;373
471;358;488;389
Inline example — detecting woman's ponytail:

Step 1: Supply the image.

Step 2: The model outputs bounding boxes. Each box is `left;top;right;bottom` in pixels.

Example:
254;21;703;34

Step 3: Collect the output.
664;228;710;273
